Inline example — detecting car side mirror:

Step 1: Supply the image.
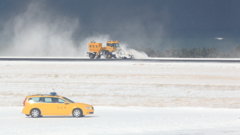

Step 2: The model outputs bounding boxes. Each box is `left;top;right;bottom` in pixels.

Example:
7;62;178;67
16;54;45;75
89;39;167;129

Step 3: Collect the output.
64;102;69;105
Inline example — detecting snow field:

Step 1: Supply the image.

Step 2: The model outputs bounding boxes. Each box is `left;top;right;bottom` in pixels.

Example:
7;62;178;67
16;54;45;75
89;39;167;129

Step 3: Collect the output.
0;61;240;108
1;60;240;134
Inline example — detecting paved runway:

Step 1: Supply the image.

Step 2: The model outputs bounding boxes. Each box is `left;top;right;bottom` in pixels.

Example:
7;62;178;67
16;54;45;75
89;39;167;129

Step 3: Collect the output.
0;57;240;63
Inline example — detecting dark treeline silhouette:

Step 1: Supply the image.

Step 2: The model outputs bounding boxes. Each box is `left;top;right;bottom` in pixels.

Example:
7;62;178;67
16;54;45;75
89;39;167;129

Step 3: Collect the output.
132;45;240;58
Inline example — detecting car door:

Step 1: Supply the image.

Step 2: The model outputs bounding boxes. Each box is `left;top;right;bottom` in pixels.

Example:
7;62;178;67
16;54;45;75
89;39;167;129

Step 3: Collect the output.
40;97;56;115
53;98;71;115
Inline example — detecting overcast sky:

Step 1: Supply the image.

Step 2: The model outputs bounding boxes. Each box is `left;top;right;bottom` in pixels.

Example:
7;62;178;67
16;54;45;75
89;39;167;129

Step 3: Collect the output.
0;0;240;56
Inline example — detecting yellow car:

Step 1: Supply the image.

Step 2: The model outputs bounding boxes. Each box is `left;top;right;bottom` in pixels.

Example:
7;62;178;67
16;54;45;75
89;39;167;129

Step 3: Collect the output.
22;92;94;118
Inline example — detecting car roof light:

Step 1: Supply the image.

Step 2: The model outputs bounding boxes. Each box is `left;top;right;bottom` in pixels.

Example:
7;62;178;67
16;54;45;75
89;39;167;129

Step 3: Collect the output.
50;92;57;96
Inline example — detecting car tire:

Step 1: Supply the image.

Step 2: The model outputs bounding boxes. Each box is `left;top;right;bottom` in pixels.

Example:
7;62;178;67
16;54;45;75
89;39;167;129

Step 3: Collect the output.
72;108;83;117
30;109;41;118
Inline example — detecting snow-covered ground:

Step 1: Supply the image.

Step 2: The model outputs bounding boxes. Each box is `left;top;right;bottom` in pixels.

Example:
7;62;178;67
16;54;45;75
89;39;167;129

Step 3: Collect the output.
0;60;240;134
0;107;240;135
0;61;240;108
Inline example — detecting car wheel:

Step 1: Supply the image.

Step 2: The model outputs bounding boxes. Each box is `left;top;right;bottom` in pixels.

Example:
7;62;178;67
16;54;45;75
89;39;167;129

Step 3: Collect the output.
30;109;40;118
72;108;83;117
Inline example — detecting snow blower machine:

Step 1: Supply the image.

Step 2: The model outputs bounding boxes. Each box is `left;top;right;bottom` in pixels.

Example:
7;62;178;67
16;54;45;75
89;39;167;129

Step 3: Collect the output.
86;40;133;59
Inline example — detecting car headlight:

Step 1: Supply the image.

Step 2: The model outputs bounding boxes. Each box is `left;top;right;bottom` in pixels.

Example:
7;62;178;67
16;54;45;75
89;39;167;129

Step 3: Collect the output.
84;107;91;109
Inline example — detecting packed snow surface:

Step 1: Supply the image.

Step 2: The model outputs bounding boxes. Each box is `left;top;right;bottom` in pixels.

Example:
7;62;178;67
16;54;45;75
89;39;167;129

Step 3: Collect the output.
0;107;240;135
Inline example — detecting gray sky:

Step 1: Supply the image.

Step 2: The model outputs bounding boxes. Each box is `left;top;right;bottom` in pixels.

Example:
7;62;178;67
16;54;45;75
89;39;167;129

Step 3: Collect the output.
0;0;240;56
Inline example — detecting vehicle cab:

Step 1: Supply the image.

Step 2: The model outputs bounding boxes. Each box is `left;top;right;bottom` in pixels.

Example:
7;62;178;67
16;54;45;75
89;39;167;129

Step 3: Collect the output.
106;40;120;52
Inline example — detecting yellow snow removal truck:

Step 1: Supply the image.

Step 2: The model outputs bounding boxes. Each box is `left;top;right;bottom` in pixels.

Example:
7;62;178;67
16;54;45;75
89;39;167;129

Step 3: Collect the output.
86;40;132;59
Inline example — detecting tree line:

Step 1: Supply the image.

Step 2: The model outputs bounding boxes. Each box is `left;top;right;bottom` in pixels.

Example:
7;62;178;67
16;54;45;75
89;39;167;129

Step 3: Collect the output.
132;45;240;58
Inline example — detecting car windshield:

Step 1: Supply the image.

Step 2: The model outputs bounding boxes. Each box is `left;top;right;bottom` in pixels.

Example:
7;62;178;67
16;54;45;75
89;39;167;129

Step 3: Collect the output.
115;43;119;47
107;43;119;47
63;97;75;103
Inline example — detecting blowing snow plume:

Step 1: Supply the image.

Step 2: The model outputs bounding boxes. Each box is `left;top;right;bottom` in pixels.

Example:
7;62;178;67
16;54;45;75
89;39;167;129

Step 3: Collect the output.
120;44;148;59
0;1;80;57
0;1;149;58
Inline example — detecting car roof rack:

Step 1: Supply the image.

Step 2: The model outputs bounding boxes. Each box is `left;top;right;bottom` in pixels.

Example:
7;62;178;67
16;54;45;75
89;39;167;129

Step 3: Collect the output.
31;94;49;96
31;94;58;96
31;92;59;96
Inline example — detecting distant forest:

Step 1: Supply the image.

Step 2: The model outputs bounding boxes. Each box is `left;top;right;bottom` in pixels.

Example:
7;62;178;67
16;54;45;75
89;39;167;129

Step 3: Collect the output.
133;45;240;58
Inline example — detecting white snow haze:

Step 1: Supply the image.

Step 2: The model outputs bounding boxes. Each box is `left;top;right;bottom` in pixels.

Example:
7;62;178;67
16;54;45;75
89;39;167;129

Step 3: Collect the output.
1;1;80;56
0;1;147;58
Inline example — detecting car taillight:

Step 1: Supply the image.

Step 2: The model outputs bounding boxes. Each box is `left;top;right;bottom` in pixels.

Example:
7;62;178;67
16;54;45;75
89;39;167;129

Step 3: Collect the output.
23;98;27;106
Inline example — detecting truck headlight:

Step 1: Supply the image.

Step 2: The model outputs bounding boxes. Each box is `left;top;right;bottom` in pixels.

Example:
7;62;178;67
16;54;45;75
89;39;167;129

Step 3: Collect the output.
84;107;91;109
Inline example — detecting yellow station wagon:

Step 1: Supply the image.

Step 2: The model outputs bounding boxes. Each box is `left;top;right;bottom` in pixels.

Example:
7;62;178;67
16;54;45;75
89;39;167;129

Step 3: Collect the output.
22;92;94;118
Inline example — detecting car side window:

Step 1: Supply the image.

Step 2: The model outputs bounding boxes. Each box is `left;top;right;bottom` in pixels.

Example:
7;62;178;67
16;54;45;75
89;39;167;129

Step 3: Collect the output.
39;97;44;102
52;98;65;103
28;97;40;103
44;97;53;103
58;98;65;103
40;97;65;103
52;98;59;103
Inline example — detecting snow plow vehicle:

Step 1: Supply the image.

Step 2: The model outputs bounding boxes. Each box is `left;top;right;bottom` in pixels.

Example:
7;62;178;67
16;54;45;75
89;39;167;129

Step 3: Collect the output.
86;40;132;59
